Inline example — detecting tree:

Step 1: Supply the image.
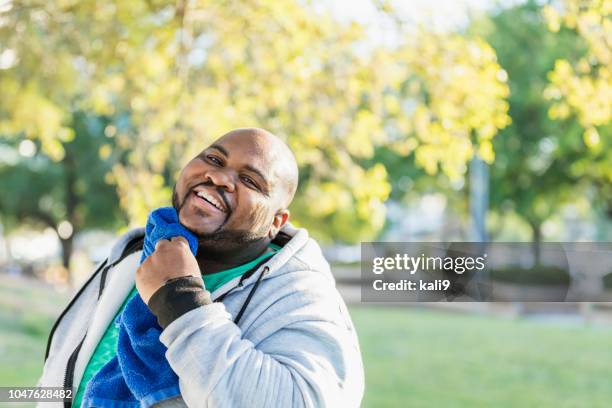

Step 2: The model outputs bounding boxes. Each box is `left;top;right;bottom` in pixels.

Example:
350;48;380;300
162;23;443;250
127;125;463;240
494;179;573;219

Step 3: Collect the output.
0;112;124;279
365;25;511;240
471;1;588;260
543;0;610;136
0;0;511;245
543;0;612;217
391;30;511;180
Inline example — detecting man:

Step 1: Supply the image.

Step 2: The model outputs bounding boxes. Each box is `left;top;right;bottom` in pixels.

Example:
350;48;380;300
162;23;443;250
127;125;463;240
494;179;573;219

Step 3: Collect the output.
38;128;365;407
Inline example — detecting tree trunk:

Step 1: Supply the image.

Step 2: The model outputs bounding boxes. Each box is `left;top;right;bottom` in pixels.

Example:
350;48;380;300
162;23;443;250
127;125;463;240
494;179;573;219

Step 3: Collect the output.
530;222;542;266
63;150;79;286
60;235;73;272
0;221;13;265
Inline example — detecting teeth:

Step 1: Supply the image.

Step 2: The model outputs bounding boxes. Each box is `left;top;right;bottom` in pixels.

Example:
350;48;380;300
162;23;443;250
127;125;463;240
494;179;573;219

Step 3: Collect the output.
196;191;224;211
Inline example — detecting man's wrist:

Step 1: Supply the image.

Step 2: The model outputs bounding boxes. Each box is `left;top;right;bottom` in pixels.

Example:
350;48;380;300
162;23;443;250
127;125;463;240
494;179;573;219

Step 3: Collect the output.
147;275;212;329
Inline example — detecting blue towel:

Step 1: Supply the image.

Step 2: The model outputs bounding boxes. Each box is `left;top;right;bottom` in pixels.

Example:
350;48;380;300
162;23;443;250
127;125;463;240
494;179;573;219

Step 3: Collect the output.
82;207;198;407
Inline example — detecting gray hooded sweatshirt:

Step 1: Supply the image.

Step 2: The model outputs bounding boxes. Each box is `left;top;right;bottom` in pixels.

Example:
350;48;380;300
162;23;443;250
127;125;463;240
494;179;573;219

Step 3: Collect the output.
38;224;365;407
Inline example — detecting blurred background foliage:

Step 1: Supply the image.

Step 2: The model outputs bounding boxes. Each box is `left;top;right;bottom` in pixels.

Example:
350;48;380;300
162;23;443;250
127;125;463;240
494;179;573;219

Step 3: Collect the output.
0;0;610;275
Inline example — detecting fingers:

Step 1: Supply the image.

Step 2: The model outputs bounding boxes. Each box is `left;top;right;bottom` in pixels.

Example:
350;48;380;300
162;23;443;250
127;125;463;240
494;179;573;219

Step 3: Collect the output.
154;236;188;251
170;236;189;246
155;239;169;251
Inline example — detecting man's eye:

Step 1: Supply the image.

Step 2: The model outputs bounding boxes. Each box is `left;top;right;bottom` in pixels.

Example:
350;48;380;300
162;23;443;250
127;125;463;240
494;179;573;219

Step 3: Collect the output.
241;176;258;189
207;155;222;165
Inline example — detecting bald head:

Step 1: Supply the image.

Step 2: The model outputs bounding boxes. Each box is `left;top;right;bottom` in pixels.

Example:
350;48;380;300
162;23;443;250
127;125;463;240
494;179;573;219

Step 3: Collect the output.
216;128;299;208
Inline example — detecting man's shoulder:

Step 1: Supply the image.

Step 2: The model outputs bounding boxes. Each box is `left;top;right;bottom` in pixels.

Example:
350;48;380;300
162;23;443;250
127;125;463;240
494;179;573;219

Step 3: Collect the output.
289;233;330;273
272;229;335;288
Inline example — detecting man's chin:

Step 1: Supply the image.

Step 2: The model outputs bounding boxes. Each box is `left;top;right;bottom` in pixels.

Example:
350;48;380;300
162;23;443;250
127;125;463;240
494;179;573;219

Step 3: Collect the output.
180;222;223;240
178;211;225;236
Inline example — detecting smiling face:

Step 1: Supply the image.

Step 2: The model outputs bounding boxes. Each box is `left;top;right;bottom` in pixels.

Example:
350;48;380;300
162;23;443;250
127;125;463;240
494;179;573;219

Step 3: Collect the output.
172;128;298;250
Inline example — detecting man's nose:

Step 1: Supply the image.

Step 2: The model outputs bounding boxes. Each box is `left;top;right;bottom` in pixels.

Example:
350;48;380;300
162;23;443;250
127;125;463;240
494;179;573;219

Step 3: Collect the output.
204;169;235;193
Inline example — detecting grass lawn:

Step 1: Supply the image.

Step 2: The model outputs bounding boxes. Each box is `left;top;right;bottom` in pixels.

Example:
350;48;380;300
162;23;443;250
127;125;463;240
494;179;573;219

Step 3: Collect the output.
2;275;612;407
353;305;612;407
0;276;70;387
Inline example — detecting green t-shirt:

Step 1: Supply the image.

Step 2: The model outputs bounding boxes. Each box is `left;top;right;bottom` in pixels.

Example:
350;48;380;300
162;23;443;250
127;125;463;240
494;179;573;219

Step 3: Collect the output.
73;245;279;407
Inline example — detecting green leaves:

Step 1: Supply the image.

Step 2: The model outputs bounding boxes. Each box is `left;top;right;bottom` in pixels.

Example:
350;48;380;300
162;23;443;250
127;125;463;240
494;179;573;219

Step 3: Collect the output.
1;0;514;243
543;0;611;145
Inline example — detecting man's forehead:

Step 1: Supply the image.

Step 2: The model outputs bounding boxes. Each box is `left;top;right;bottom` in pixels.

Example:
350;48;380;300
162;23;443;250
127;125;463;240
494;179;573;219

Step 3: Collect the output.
216;133;267;156
206;131;282;182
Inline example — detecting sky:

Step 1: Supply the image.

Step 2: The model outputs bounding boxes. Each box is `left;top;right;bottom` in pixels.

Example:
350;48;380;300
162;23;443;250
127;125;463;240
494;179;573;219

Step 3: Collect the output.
318;0;526;48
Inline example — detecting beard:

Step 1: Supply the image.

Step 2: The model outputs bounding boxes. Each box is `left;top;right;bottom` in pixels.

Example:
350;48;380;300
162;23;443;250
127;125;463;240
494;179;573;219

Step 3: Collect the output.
171;183;268;251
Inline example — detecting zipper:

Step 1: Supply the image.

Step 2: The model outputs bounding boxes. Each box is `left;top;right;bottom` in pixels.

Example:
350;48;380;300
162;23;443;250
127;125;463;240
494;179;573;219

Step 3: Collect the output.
63;338;85;407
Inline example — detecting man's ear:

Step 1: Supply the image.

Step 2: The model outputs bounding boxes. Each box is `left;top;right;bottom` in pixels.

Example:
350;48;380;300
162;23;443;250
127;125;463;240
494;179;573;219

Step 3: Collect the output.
269;209;290;239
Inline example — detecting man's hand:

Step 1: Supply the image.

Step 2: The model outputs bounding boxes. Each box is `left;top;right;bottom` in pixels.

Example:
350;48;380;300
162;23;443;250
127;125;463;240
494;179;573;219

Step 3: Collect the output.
135;236;201;304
